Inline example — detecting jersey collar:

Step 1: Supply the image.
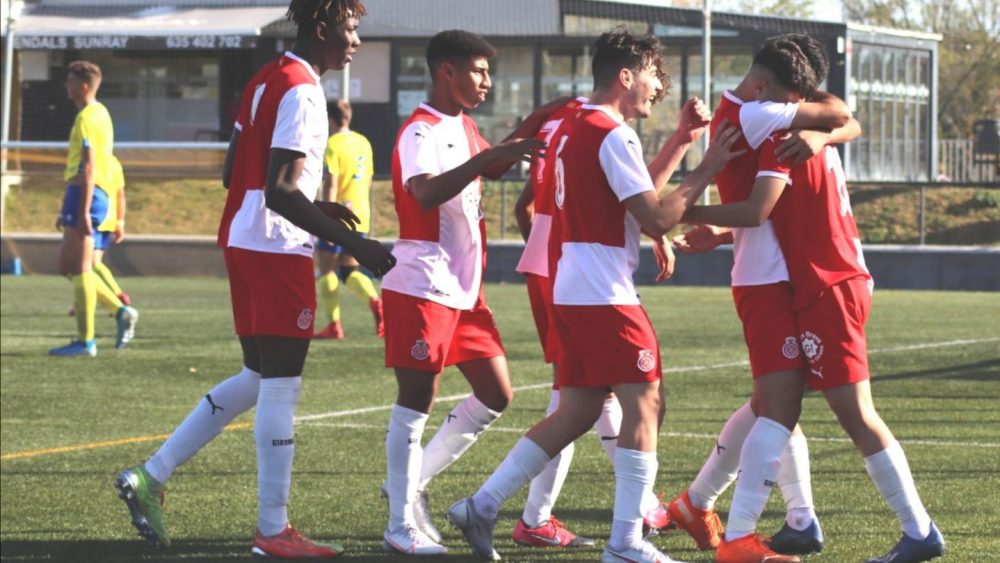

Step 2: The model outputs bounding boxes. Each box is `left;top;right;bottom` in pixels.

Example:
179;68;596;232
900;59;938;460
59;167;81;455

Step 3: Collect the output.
282;51;322;84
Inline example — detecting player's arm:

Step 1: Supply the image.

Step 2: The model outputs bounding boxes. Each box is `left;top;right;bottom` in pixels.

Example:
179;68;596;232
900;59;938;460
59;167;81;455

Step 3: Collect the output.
790;90;851;130
683;176;786;228
222;129;240;189
480;96;572;179
264;149;394;276
78;143;96;235
647;97;711;190
113;184;126;244
624;123;745;237
408;137;543;210
513;180;534;242
775;118;863;167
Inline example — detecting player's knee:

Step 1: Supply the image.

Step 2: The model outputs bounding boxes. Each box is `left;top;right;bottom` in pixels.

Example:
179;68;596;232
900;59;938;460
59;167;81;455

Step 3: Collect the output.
475;386;512;413
337;265;357;282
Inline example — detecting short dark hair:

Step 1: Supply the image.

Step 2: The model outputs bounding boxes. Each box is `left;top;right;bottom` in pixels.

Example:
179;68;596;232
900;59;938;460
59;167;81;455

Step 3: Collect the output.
67;60;102;86
753;34;828;97
591;28;670;101
426;30;497;76
286;0;366;36
328;99;352;127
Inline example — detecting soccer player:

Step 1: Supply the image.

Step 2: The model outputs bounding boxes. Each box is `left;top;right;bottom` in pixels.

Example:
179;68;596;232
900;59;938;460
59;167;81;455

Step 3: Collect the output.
683;38;945;563
446;29;744;563
379;29;553;556
510;93;713;548
314;98;383;339
114;1;395;558
666;35;863;559
49;60;124;357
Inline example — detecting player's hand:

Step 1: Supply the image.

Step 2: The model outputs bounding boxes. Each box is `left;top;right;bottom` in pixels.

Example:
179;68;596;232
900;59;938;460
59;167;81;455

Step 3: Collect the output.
696;121;745;177
676;97;712;144
113;224;126;244
650;235;676;281
490;137;546;164
774;129;829;167
317;201;360;231
78;213;93;237
672;224;728;253
349;238;396;278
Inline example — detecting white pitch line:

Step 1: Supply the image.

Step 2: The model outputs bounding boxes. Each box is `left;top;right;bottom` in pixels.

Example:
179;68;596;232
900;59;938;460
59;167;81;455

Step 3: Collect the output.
300;421;1000;449
293;336;1000;425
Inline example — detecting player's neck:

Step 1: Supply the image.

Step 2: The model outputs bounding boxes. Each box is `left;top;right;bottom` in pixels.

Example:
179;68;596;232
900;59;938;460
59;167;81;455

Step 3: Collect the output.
427;89;463;117
290;44;326;76
75;96;97;110
587;90;626;122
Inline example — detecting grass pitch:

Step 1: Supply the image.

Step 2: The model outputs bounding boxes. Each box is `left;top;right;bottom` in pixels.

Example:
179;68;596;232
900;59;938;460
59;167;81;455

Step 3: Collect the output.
1;276;998;562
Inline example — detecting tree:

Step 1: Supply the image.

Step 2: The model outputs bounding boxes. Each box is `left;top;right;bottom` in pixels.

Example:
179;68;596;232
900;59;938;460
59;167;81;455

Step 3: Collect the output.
845;0;1000;139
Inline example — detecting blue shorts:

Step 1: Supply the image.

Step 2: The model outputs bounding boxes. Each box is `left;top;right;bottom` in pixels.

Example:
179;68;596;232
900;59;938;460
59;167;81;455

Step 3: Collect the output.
60;184;109;232
94;230;113;250
317;231;368;255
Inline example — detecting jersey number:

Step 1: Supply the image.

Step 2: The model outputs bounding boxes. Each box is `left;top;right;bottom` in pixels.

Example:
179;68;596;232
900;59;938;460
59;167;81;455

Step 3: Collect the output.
553;134;569;209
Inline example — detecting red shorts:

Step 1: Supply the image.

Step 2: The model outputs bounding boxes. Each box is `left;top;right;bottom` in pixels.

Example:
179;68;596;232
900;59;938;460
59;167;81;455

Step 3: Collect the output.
553;304;662;389
732;282;807;378
795;277;872;390
525;273;561;365
383;289;505;372
225;247;316;339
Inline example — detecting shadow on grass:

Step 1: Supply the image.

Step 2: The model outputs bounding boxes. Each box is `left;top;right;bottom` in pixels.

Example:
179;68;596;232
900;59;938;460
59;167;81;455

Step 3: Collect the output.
874;358;1000;384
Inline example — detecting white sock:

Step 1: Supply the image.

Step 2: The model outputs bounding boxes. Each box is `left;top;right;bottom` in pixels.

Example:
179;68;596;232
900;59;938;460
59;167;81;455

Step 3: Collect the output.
473;438;550;520
522;390;575;528
145;367;261;484
864;441;932;540
418;395;501;490
609;448;657;550
689;401;756;511
779;431;817;530
385;404;429;532
594;396;622;464
725;417;791;542
254;377;301;537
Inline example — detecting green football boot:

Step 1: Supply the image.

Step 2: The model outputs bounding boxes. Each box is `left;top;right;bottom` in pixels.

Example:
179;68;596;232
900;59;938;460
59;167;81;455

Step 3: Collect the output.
114;466;169;548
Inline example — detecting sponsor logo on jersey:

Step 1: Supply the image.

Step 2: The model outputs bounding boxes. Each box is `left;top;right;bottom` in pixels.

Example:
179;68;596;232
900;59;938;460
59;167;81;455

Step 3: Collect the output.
637;349;656;372
272;438;294;446
782;336;800;359
411;338;430;361
297;308;314;330
800;331;824;363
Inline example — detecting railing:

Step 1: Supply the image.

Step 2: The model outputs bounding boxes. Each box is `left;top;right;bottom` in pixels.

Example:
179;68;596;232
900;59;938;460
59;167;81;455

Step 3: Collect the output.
938;139;999;184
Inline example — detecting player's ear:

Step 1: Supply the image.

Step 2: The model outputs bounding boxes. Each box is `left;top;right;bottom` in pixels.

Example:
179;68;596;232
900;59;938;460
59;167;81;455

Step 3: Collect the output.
618;67;633;89
314;19;328;44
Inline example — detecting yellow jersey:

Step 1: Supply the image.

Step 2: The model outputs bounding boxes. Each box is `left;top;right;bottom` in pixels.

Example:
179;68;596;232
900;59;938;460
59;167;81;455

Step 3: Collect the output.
324;130;373;233
64;101;117;203
97;155;125;232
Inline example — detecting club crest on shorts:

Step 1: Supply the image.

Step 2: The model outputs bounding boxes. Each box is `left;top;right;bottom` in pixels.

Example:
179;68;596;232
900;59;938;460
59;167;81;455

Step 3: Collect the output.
410;339;430;361
297;308;314;330
782;336;800;359
799;331;824;362
636;349;656;372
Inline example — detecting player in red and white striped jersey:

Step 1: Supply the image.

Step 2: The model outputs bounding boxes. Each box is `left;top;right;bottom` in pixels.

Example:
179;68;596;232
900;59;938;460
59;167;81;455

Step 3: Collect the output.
448;29;743;563
684;35;943;563
115;2;395;558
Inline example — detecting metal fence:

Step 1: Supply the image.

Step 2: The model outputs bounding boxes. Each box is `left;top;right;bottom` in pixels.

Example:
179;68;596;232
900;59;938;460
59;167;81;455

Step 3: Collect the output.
938;139;999;184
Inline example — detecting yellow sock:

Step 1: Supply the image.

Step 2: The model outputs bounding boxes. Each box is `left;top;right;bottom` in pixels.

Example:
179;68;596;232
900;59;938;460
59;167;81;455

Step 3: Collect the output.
93;261;125;296
317;272;341;325
345;270;378;301
72;272;98;342
95;275;124;315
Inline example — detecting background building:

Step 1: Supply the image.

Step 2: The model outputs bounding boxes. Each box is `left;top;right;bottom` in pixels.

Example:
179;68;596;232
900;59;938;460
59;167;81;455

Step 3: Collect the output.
3;0;942;181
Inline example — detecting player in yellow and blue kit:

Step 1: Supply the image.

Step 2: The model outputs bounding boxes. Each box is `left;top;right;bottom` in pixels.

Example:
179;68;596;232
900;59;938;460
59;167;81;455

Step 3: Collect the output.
50;61;136;356
91;155;139;344
314;99;384;338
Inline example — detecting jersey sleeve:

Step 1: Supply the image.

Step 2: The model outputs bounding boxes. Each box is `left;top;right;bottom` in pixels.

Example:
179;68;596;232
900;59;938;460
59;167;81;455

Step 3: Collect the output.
739;101;799;149
757;133;793;185
234;80;256;132
398;121;440;188
598;125;654;202
272;84;323;154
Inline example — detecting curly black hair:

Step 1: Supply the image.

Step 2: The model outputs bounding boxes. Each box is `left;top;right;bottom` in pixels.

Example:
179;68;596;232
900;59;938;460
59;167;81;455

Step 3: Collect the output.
753;34;828;98
591;28;671;103
426;30;497;75
286;0;366;36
